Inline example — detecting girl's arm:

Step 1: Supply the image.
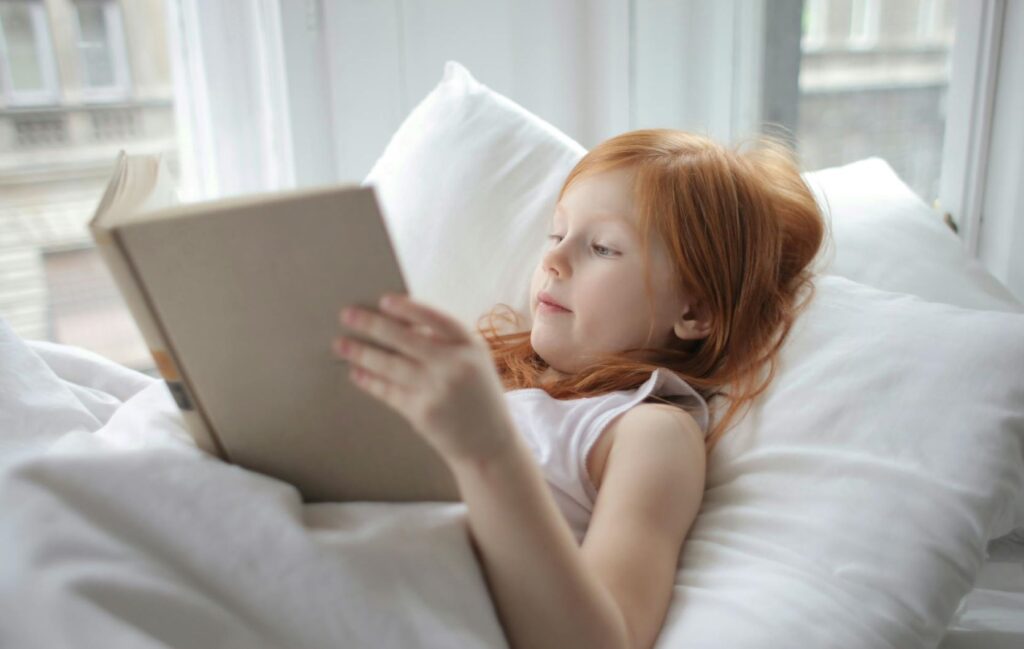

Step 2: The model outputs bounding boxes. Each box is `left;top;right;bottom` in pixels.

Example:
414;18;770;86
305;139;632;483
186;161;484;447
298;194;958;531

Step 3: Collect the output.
450;403;705;649
450;431;631;649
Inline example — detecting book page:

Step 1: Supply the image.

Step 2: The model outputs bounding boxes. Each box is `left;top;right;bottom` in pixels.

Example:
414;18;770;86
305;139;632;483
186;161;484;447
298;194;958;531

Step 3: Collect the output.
93;151;180;228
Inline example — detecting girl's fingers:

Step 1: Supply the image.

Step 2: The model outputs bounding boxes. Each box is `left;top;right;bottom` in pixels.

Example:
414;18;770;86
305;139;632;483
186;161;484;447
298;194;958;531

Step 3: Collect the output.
378;294;470;344
338;304;436;362
333;335;420;389
348;364;406;413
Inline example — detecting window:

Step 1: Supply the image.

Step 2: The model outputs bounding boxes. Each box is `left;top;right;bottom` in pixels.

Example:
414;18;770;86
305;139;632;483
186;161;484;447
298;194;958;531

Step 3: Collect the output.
42;246;156;373
0;0;59;105
73;0;131;99
0;0;179;374
797;0;956;204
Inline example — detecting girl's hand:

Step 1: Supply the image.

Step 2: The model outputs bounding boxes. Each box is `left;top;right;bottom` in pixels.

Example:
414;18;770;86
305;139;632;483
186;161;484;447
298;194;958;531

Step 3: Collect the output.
331;293;516;466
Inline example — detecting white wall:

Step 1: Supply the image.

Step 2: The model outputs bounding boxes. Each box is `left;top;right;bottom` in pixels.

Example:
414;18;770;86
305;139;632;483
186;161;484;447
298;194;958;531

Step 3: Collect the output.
315;0;620;184
282;0;778;185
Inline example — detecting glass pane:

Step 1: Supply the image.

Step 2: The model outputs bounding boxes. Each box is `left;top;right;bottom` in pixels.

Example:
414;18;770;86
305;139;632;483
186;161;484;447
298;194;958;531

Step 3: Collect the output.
0;0;182;374
76;3;116;87
43;248;155;370
0;4;45;92
797;0;957;204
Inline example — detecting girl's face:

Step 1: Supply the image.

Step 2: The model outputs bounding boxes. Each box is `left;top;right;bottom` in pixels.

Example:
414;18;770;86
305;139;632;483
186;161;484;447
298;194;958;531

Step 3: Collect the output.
529;167;704;376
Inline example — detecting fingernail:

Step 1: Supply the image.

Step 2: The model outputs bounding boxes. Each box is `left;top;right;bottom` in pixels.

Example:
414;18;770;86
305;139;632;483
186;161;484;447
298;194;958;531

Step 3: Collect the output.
381;295;396;309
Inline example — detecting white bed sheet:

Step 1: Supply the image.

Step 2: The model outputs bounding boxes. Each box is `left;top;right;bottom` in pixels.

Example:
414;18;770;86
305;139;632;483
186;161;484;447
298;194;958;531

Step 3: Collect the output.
3;322;1023;648
0;322;508;649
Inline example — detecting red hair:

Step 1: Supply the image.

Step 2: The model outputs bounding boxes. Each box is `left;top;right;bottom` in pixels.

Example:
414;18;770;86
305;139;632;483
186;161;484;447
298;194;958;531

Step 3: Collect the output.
475;129;825;454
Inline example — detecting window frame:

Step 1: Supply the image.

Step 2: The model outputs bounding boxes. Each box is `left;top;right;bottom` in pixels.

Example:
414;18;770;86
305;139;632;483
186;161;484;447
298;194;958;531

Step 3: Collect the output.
938;0;1006;258
848;0;881;49
72;0;133;102
0;0;60;106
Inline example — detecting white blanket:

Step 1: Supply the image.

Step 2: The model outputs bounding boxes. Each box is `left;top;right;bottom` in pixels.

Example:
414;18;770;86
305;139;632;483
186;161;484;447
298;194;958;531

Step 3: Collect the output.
0;321;507;649
4;316;1018;649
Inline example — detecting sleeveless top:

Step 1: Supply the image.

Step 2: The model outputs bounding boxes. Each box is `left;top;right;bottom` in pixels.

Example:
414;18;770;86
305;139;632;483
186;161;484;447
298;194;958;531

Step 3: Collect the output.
504;368;710;545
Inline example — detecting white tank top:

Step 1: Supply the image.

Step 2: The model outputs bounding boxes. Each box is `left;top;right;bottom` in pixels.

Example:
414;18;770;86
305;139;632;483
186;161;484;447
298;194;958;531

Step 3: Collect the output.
504;368;710;545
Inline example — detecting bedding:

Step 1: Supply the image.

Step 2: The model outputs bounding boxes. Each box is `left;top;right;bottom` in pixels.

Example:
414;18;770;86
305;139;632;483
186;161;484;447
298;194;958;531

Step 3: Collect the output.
803;157;1024;539
0;316;507;649
2;274;1022;649
2;59;1023;649
802;157;1024;315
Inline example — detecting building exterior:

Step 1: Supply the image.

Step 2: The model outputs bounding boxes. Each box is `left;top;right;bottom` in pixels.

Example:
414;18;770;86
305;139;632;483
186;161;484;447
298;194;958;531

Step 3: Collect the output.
0;0;176;371
798;0;956;203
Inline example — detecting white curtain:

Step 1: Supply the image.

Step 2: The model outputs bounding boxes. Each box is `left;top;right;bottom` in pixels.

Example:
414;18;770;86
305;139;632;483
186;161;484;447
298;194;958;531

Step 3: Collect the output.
165;0;295;201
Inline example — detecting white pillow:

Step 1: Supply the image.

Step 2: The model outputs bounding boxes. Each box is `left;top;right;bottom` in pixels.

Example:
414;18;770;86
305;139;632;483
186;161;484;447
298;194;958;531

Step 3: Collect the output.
362;60;585;330
803;159;1024;540
658;274;1024;648
362;61;1024;647
803;158;1023;314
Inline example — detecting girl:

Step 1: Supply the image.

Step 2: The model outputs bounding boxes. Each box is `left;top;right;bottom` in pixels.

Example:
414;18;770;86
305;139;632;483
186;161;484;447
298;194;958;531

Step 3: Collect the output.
330;129;825;649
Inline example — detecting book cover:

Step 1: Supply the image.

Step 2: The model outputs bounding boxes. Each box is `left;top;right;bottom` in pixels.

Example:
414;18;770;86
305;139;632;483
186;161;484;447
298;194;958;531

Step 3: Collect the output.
89;152;460;503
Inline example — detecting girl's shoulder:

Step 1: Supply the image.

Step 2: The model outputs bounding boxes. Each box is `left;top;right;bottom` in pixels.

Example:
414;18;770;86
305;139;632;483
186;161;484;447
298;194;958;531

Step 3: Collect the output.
586;399;704;491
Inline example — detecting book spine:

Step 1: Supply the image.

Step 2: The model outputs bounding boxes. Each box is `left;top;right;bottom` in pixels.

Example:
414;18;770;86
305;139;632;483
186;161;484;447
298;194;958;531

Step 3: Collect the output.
89;225;227;460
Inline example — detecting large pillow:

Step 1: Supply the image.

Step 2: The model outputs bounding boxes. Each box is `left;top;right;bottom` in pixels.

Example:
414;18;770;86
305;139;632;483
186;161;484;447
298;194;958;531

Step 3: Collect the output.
803;157;1024;314
802;161;1024;540
657;274;1024;648
362;61;585;329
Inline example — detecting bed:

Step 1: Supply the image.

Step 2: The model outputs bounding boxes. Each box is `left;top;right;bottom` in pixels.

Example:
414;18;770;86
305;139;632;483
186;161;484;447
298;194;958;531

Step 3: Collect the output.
2;305;1022;649
2;61;1023;649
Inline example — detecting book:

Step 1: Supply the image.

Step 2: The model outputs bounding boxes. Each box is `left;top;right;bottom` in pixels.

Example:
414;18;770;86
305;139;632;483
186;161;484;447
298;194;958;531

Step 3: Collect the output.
88;151;460;503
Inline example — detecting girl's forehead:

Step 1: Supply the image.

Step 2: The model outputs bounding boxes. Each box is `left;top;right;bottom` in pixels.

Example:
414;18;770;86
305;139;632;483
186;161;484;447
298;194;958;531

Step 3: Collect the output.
557;169;638;224
564;168;635;202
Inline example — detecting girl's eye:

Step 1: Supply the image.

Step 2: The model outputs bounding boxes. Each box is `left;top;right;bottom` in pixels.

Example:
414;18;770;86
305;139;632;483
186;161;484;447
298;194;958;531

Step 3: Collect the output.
547;235;616;257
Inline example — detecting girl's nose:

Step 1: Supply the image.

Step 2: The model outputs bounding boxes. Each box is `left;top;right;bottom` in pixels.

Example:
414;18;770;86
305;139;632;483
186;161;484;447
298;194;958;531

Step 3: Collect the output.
542;245;570;278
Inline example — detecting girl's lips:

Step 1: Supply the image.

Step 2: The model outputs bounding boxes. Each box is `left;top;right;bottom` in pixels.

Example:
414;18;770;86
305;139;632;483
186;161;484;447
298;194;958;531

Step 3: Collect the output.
538;291;570;311
538;300;571;314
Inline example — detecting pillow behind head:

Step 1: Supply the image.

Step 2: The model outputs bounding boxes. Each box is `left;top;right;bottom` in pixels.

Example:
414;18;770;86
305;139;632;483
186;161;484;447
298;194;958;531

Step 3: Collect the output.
659;274;1024;649
803;158;1023;314
362;60;585;330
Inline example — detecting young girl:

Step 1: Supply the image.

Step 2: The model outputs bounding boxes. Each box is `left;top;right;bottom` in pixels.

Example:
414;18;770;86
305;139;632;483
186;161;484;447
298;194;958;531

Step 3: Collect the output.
331;129;825;649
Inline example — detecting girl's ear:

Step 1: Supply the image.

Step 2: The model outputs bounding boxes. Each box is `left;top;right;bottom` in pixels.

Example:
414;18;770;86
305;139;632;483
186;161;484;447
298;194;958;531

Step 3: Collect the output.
673;301;713;341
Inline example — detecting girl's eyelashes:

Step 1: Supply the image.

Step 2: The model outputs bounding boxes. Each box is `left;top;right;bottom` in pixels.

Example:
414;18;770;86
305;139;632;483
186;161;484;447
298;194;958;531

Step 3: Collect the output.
546;234;618;257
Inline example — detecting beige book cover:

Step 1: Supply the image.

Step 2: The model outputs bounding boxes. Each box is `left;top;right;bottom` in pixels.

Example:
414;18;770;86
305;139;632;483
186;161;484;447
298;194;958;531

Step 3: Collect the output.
88;151;460;503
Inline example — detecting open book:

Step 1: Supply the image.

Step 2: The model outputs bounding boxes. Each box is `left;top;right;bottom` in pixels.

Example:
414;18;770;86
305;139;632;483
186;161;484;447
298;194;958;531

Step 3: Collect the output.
88;151;460;503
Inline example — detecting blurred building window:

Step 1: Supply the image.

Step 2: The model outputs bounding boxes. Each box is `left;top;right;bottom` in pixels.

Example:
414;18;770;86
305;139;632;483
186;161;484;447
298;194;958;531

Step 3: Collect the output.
73;0;131;98
797;0;956;204
0;0;59;105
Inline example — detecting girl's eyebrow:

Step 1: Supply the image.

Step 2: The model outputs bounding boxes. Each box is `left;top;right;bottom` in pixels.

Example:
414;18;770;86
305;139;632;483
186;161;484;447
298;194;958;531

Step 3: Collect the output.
553;206;633;229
